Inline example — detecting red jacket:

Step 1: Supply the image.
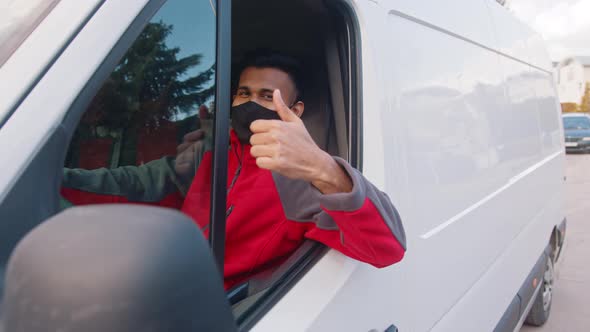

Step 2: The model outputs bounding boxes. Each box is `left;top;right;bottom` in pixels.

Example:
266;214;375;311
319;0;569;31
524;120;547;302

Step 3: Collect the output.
62;130;406;289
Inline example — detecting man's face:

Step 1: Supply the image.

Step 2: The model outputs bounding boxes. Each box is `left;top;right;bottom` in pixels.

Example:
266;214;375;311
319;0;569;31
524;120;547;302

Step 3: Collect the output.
232;67;299;111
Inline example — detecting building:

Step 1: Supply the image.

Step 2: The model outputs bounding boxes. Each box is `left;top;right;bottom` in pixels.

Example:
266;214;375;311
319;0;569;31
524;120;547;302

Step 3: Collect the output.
555;56;590;104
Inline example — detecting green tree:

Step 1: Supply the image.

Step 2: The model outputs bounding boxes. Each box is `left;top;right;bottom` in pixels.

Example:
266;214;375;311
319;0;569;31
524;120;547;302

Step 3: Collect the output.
83;21;215;132
580;83;590;113
561;102;580;113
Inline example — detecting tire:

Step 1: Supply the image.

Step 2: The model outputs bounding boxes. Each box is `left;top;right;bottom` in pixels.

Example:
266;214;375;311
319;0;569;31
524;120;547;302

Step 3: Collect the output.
525;253;554;326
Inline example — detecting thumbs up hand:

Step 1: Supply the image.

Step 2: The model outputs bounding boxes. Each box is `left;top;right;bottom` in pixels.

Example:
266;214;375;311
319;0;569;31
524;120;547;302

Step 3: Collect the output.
249;90;352;194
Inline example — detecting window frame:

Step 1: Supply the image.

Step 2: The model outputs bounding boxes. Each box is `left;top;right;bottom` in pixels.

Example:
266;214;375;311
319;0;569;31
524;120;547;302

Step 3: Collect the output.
58;0;231;270
0;0;62;68
208;0;232;272
233;0;363;329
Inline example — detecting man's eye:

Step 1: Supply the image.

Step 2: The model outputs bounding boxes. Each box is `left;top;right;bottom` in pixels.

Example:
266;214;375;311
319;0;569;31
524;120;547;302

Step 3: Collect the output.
238;91;249;97
263;95;273;100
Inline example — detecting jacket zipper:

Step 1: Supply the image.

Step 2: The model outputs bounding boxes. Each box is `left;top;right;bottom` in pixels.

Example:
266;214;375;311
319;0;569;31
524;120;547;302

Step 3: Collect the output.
226;144;244;218
201;143;242;234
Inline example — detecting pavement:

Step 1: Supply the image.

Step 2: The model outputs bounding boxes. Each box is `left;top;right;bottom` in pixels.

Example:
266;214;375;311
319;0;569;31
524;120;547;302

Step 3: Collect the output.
521;153;590;331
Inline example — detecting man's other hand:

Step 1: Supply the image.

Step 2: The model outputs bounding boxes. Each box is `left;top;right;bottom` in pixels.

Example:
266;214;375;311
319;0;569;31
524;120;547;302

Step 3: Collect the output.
249;90;352;194
174;129;205;181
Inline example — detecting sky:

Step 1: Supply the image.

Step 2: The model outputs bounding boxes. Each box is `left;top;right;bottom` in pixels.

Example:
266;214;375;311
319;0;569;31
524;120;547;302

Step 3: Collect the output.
508;0;590;61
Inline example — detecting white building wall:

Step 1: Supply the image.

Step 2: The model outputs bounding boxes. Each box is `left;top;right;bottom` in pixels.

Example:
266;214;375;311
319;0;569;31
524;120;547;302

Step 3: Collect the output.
557;61;585;103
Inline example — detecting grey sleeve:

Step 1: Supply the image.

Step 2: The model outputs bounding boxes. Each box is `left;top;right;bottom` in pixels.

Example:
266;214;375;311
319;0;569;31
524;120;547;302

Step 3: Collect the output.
273;157;406;249
62;156;186;202
62;136;213;202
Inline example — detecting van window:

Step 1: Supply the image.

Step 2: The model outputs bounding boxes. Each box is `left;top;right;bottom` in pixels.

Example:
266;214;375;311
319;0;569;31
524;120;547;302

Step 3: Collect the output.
0;0;60;67
0;0;222;319
228;0;359;327
61;0;216;210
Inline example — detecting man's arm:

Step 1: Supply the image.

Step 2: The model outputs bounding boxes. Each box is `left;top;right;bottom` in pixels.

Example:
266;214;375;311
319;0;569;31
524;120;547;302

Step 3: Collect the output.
62;133;210;206
62;156;186;206
307;158;405;267
256;90;405;267
273;159;406;268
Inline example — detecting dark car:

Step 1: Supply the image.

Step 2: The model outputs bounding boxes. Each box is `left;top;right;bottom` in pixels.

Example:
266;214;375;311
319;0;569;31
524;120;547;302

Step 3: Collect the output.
563;114;590;152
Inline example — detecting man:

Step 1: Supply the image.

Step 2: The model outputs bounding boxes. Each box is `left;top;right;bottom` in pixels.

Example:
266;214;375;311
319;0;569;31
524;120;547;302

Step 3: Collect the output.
62;52;406;290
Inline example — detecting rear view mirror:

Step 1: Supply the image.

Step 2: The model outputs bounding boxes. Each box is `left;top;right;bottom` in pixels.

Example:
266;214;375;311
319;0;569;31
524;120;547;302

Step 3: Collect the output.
1;205;237;332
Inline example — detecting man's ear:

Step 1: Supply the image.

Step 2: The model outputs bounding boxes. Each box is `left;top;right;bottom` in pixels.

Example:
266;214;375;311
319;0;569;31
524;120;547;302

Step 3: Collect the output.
291;101;304;118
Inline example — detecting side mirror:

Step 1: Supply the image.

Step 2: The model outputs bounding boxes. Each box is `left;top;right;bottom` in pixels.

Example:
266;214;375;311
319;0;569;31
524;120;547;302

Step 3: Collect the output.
1;205;236;332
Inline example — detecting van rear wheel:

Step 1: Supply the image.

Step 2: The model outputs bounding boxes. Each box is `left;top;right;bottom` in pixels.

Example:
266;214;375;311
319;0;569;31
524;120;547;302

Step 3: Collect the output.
525;253;554;326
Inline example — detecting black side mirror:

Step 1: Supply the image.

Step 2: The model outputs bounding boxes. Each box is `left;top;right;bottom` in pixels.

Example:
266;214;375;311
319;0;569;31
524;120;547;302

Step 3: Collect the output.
1;205;236;332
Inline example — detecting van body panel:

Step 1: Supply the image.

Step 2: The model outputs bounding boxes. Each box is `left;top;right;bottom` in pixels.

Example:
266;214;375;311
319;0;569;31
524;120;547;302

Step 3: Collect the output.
384;6;519;331
484;0;553;72
0;0;149;203
256;0;564;331
0;0;104;126
431;157;563;331
253;2;414;331
380;0;496;49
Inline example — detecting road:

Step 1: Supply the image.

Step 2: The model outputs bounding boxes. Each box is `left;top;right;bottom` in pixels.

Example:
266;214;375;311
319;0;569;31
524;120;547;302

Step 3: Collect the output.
521;154;590;331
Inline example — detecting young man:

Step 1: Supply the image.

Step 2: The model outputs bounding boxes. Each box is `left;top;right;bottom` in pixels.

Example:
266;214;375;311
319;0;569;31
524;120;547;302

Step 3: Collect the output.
62;52;406;290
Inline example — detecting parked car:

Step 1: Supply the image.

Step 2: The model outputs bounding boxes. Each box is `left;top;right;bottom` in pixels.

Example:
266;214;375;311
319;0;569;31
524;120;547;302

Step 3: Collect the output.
563;113;590;153
0;0;566;331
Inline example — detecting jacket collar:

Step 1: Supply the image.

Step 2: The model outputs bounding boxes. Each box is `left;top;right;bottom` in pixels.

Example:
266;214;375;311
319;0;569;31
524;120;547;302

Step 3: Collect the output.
229;129;255;164
229;129;242;147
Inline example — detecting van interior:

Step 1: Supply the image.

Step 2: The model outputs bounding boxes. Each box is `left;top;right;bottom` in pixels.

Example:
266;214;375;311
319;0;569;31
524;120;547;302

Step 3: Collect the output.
232;0;353;160
229;0;358;324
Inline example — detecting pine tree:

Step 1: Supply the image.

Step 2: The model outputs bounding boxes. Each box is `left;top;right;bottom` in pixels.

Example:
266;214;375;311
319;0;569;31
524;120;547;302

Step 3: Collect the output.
84;21;215;131
580;83;590;113
561;102;580;113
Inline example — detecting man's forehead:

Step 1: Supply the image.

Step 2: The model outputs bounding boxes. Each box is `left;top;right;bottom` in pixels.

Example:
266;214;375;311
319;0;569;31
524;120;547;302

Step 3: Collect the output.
238;67;295;92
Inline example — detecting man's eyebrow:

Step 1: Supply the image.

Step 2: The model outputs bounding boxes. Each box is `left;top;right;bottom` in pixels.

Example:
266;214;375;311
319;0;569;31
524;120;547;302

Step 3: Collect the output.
237;86;275;95
258;88;274;95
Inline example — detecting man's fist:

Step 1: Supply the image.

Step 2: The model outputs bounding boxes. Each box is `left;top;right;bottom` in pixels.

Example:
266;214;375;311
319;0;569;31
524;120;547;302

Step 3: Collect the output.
249;90;352;194
174;129;205;182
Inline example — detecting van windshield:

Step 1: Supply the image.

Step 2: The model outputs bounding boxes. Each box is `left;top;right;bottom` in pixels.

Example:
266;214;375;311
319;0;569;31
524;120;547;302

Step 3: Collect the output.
0;0;60;67
563;116;590;130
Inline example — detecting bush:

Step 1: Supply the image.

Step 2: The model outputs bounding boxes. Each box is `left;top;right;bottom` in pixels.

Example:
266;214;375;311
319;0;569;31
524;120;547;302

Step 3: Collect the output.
561;102;580;113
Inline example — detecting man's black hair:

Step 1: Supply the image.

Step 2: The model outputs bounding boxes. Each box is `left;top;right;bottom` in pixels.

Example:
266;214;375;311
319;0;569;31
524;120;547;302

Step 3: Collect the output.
233;50;304;102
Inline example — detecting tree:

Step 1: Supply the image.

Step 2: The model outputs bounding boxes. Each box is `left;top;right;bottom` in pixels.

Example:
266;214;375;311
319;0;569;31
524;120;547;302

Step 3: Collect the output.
561;102;580;113
82;21;215;132
580;83;590;113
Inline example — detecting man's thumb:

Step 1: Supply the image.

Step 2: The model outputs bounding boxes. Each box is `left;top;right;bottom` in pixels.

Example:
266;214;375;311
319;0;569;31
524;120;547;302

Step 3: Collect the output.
273;89;298;122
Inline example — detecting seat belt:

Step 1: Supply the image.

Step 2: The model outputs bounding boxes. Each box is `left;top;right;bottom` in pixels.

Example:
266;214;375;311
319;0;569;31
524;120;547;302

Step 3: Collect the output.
324;32;349;160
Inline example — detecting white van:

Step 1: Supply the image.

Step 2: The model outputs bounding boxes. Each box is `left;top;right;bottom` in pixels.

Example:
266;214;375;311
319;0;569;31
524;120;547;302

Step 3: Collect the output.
0;0;566;331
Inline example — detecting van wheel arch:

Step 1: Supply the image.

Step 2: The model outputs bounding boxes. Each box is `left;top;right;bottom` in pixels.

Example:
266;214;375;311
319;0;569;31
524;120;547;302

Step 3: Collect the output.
525;247;554;326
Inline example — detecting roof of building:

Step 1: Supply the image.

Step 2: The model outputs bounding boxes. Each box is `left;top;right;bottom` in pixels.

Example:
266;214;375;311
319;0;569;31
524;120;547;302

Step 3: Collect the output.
574;56;590;66
557;56;590;68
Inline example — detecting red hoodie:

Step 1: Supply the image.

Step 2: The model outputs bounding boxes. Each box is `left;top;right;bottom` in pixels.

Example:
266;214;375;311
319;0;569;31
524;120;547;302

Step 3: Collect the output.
62;130;406;289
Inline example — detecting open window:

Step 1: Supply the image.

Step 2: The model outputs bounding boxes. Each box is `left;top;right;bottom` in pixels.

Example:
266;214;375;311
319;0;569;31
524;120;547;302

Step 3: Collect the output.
230;0;361;164
228;0;362;327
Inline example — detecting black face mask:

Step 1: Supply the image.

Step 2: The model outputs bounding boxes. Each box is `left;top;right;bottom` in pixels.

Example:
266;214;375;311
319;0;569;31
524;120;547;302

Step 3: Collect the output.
231;101;281;143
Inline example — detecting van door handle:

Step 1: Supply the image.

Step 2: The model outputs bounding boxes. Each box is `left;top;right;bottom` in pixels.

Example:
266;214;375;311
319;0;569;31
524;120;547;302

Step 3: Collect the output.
384;324;398;332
